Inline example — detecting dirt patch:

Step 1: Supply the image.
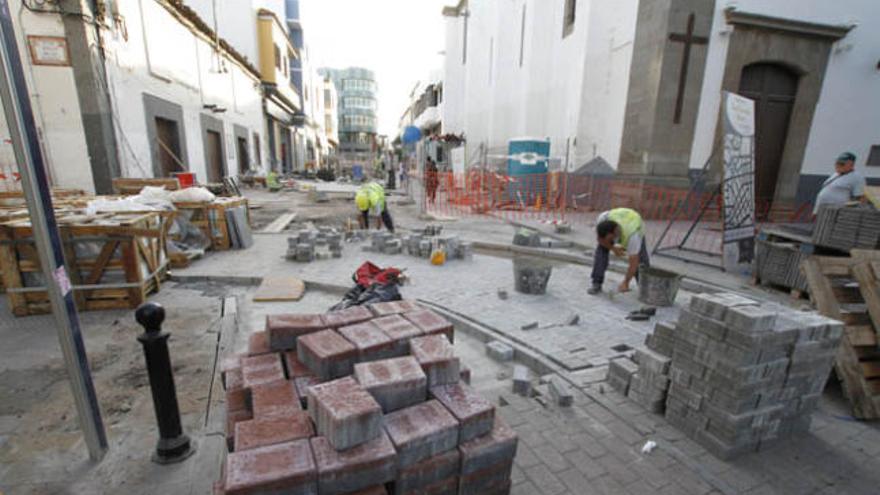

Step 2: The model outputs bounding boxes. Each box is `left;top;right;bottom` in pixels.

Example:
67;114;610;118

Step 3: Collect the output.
0;367;67;415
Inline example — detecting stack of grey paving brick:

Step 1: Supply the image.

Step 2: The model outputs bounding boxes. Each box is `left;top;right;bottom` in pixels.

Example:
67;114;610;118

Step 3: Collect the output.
661;292;843;459
813;204;880;251
754;238;808;292
512;229;552;294
219;302;518;494
607;356;639;395
627;348;671;413
287;228;343;262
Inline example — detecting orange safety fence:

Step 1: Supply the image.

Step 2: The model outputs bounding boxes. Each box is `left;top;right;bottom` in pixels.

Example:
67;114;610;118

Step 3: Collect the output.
410;170;814;256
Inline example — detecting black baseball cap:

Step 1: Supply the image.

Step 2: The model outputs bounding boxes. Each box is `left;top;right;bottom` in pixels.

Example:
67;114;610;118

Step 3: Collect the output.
837;152;857;163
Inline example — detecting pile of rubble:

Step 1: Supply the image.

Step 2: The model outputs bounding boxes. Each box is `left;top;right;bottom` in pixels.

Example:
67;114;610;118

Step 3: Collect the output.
219;301;517;494
609;292;843;459
287;227;343;262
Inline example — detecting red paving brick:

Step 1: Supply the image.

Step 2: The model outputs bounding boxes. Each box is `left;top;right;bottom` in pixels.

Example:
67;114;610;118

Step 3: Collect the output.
409;334;461;387
354;356;427;412
226;409;252;452
458;461;513;495
307;376;383;450
251;380;301;418
372;315;423;353
322;305;374;329
220;355;241;386
294;375;321;408
369;300;423;317
403;309;455;343
226;387;250;413
225;367;244;391
384;400;460;467
241;354;285;389
224;439;316;495
234;411;315;451
338;321;400;362
247;331;271;356
266;313;327;350
284;351;312;378
310;431;397;494
396;449;461;495
459;417;518;475
297;329;358;380
429;383;495;443
347;486;388;495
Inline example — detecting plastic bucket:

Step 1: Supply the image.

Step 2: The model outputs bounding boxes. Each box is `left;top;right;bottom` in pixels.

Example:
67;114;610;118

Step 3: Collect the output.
638;266;682;307
173;172;196;189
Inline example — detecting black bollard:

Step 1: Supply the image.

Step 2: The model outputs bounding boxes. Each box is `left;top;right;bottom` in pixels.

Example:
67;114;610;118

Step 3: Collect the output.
136;302;195;464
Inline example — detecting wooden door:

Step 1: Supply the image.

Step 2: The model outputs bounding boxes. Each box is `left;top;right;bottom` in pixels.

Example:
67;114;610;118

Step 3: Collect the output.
155;117;182;176
739;63;798;215
205;130;224;183
237;137;249;173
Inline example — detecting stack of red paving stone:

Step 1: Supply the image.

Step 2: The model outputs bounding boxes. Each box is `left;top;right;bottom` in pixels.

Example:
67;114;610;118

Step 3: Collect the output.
217;300;517;495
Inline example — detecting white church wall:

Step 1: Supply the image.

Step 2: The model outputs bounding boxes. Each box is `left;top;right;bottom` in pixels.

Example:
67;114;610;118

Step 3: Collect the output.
573;0;639;170
690;0;880;181
444;0;592;166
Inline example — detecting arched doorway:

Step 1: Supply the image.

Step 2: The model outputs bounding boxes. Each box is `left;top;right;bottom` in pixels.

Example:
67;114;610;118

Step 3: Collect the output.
738;62;799;217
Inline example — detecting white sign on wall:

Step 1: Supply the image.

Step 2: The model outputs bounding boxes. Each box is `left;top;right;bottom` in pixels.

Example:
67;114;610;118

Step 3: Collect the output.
451;146;465;177
27;36;70;67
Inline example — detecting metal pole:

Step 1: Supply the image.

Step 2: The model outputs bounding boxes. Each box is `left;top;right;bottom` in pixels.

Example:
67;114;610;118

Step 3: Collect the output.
0;0;107;460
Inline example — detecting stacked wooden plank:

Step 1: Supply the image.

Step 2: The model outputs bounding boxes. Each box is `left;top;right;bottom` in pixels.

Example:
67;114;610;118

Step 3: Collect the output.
813;204;880;252
802;251;880;419
112;177;180;196
0;210;173;316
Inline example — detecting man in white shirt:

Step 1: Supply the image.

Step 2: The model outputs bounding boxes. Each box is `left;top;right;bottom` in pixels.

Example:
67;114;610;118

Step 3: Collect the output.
813;151;866;215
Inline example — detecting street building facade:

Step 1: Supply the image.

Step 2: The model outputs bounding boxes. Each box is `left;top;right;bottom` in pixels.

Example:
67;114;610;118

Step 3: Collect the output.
320;67;379;174
442;0;880;207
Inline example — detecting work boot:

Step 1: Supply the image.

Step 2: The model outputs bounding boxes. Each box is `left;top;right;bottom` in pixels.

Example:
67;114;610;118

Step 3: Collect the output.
587;284;602;295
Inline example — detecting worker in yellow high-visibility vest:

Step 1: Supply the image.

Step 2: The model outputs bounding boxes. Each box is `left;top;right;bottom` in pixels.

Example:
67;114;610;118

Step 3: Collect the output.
355;182;395;232
588;207;649;295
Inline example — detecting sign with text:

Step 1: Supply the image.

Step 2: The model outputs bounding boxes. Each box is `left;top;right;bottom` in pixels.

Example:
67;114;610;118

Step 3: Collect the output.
27;36;70;67
721;92;756;273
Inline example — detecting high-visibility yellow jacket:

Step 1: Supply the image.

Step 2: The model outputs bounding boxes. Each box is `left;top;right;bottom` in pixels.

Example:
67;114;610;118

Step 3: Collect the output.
606;208;644;249
356;182;386;214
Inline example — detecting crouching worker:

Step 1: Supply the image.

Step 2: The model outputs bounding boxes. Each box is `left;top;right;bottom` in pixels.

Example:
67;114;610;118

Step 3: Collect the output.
356;182;395;232
588;207;649;295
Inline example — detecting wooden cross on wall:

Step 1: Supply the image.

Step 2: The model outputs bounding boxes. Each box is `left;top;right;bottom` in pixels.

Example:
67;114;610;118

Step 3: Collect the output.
669;13;709;124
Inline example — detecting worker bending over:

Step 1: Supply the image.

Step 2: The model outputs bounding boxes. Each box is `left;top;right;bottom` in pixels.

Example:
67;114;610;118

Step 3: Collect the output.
588;207;649;295
356;182;395;232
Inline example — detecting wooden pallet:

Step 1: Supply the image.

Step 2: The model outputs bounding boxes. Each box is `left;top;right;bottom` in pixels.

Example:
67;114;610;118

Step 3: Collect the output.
173;197;249;251
0;210;173;316
802;251;880;419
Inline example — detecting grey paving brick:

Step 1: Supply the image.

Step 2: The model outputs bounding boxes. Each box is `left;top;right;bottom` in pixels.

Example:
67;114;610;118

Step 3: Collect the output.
531;443;571;473
524;464;567;495
513;442;542;469
512;480;538;495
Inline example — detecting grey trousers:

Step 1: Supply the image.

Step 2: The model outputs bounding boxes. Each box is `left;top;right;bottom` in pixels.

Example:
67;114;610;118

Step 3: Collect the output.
591;238;650;287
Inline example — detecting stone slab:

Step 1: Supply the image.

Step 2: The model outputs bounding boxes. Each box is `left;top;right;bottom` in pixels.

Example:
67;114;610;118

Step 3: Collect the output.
354;356;427;413
384;400;460;467
310;430;397;495
224;439;317;495
429;383;495;443
307;376;383;451
297;329;358;380
512;365;531;396
485;341;514;362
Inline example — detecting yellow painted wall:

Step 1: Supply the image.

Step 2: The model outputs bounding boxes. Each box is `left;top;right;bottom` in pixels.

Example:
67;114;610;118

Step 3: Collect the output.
257;18;275;84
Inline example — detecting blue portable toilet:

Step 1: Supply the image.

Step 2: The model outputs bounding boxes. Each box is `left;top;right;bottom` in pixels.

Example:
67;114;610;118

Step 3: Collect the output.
352;165;364;182
507;137;550;204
